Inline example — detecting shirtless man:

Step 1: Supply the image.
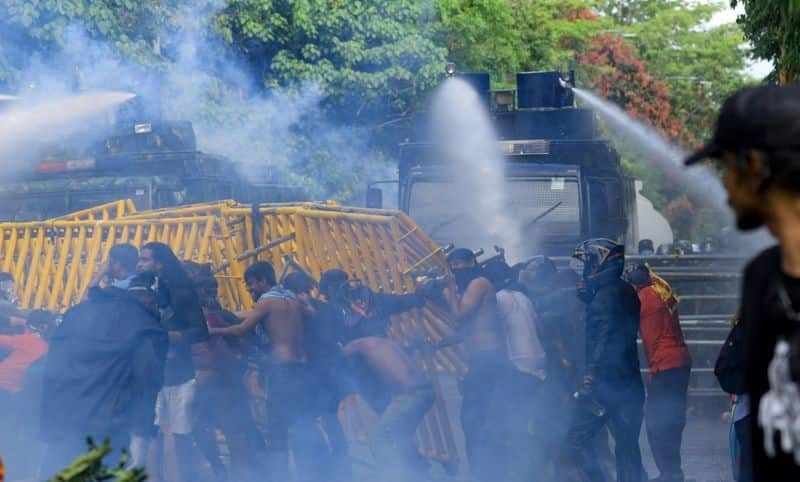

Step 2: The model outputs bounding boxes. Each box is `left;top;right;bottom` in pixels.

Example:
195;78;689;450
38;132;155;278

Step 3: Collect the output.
440;248;513;482
343;336;434;482
210;261;315;481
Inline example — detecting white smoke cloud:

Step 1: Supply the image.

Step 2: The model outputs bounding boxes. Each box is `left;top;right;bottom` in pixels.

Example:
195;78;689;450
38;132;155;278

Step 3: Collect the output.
0;6;389;202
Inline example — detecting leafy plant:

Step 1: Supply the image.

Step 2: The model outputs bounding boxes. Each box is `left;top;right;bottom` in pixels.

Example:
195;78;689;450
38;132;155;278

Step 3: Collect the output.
48;438;146;482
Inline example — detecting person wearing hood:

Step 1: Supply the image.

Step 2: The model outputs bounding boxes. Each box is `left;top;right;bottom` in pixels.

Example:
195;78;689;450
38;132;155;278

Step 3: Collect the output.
39;273;168;477
439;248;511;482
565;239;645;482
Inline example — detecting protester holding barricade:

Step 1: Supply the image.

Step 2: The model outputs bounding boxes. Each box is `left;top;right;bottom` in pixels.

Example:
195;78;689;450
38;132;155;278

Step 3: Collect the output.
210;261;318;481
430;247;515;482
283;270;352;482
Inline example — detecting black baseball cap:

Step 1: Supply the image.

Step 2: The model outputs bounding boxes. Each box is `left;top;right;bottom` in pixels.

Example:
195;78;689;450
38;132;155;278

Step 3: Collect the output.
684;84;800;165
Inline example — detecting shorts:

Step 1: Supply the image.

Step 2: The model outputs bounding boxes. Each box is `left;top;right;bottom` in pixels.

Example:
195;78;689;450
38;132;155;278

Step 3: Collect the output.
155;379;196;435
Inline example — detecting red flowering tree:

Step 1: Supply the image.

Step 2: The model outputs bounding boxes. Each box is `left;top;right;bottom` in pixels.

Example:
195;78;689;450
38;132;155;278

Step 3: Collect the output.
577;33;691;146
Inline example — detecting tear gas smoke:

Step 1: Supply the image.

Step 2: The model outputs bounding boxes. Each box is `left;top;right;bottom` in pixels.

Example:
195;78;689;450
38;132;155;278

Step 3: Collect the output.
429;77;523;259
0;18;385;202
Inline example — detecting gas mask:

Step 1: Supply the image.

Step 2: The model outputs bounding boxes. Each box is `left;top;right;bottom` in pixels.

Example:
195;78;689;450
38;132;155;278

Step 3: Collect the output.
337;280;374;325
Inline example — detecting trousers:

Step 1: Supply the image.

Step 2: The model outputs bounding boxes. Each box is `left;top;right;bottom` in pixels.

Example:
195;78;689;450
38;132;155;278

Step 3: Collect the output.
368;385;435;482
566;380;645;482
263;363;318;482
646;366;690;480
461;350;519;482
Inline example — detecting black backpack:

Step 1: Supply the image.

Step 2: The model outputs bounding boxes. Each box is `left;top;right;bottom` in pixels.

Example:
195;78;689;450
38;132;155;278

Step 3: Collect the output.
715;316;746;395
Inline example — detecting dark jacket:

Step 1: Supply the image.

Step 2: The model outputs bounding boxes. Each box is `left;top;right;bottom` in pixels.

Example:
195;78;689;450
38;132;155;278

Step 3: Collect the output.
161;282;208;386
583;278;643;396
740;246;800;481
41;287;168;441
336;292;424;343
529;271;585;385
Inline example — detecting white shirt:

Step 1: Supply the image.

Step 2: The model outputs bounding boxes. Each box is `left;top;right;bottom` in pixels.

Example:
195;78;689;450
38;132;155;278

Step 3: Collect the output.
496;289;547;379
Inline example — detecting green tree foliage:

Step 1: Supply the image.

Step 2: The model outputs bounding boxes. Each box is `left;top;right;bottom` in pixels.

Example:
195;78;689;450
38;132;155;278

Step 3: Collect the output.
433;0;604;85
213;0;446;123
733;0;800;82
0;0;752;214
599;0;748;146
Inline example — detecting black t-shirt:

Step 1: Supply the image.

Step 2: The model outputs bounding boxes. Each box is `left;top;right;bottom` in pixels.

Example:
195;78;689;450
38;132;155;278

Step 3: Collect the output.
741;246;800;481
161;282;209;386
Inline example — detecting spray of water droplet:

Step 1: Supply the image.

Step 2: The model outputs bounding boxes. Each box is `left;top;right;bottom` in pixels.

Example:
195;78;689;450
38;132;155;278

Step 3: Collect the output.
429;77;523;258
566;84;727;210
0;90;135;172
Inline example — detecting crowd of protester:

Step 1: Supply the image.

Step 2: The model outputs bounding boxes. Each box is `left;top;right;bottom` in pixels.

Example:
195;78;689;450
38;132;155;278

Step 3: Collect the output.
0;234;698;482
5;83;800;482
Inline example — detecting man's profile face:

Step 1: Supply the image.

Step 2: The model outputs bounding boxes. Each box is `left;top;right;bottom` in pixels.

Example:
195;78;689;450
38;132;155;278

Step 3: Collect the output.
720;151;765;231
246;277;270;301
137;248;159;274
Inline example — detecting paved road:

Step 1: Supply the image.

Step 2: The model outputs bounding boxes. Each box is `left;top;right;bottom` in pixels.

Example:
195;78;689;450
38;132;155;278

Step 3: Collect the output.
643;415;732;482
352;375;736;482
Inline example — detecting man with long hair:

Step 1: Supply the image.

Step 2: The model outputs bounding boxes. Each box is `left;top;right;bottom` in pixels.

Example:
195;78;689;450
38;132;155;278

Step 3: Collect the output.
137;242;208;482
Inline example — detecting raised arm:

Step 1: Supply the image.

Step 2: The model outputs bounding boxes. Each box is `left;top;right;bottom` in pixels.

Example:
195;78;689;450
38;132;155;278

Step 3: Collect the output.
211;299;271;337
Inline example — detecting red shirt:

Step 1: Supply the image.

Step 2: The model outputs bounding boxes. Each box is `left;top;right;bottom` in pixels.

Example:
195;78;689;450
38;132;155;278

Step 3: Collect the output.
637;285;692;374
0;333;48;393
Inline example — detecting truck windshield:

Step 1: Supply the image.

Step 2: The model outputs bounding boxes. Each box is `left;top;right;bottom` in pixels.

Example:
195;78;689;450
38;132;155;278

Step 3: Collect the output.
408;177;581;255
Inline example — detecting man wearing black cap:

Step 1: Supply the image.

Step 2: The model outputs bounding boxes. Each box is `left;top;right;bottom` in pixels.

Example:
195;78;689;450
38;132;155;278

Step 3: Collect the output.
684;84;800;481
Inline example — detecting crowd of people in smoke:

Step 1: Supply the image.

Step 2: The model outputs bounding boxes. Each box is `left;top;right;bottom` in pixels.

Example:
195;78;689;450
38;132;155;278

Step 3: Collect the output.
0;235;696;482
5;83;800;482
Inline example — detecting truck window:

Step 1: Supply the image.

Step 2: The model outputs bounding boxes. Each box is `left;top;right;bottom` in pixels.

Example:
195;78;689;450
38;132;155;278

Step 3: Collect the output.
408;177;581;252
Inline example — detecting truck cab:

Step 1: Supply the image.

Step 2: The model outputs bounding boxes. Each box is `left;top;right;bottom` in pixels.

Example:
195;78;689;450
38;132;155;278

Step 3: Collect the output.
375;71;628;257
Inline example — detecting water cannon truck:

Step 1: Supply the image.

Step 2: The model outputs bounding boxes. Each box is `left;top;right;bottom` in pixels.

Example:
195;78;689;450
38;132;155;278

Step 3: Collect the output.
368;70;633;259
0;115;304;221
367;70;740;406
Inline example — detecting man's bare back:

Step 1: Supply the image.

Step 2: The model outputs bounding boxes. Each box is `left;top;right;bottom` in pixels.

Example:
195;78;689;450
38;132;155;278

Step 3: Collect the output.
209;294;307;364
262;296;306;363
343;336;428;394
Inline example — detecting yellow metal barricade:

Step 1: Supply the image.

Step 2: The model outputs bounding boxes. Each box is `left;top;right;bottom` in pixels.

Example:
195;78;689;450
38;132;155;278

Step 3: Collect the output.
50;199;137;221
3;200;463;469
